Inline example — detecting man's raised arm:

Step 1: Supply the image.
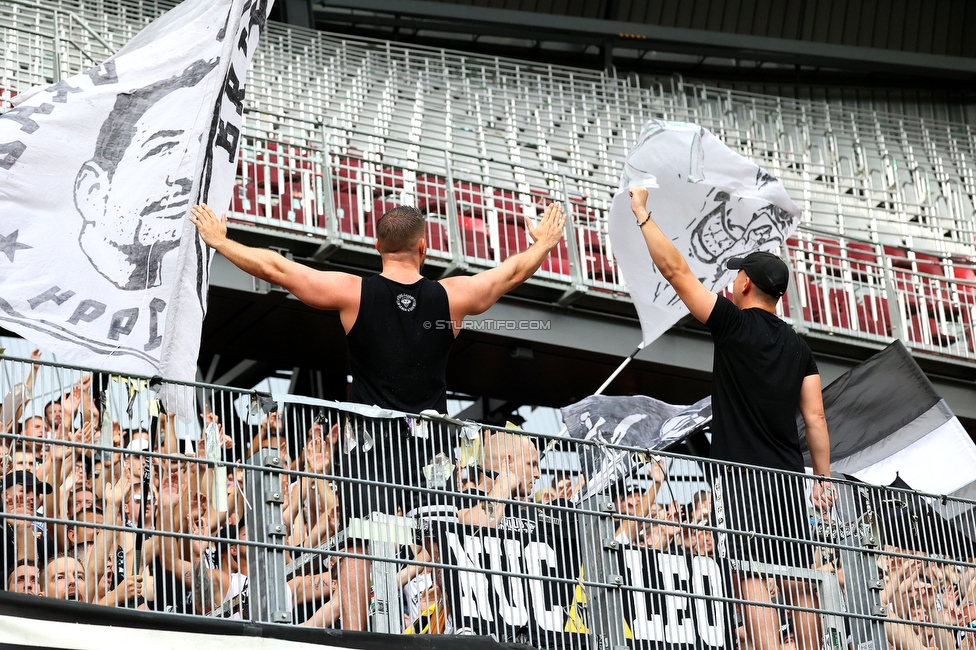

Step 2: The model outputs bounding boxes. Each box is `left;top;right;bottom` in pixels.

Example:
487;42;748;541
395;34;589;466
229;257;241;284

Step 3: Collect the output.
190;205;360;322
440;203;566;330
628;186;717;324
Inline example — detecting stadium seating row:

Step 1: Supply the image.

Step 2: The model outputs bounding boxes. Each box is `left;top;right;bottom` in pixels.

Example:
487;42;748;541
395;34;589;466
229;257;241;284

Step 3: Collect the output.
2;0;976;359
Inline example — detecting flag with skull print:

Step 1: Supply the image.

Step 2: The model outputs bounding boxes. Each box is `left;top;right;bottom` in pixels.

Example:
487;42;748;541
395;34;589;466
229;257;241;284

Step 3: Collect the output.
607;120;802;346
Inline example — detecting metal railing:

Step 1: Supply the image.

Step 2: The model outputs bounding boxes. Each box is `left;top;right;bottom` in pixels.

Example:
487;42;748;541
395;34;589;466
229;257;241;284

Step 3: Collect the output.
231;111;976;361
3;0;976;256
3;0;976;361
3;353;976;649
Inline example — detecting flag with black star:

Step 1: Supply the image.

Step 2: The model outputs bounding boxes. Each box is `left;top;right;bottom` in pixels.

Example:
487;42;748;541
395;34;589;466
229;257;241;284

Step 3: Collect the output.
0;230;31;262
0;0;271;392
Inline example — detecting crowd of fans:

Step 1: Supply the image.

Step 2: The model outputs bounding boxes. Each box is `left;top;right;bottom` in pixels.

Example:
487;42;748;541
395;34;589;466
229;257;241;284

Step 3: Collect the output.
0;354;345;625
2;355;976;648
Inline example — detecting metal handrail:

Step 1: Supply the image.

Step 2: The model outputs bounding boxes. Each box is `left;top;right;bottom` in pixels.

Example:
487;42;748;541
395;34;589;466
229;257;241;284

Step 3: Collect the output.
1;353;973;647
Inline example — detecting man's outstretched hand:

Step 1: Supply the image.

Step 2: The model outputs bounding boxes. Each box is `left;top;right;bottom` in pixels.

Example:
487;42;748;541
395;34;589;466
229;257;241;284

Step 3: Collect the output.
190;204;228;249
526;202;567;250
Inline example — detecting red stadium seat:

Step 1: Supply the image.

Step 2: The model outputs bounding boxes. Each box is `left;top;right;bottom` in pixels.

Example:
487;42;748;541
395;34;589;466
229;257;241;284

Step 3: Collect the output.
855;293;891;336
377;167;404;193
913;252;943;277
541;241;571;276
568;195;597;225
906;314;956;347
812;237;843;277
497;223;529;261
416;173;447;212
231;179;258;217
826;287;853;329
576;228;613;282
460;216;491;259
272;182;310;225
493;189;523;226
333;190;360;236
455;182;485;218
334;153;364;193
847;241;881;282
425;220;449;253
884;245;913;270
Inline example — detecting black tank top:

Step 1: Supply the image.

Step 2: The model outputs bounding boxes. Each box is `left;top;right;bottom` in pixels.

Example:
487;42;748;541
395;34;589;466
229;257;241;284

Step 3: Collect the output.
347;275;455;414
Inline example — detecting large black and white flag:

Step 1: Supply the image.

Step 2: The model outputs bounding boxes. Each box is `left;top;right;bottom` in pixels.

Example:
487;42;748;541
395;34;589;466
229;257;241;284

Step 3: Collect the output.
607;120;802;345
561;394;711;498
0;0;270;383
799;340;976;499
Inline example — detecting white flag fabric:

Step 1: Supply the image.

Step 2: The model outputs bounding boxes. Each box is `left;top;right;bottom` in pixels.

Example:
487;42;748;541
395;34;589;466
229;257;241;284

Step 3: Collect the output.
608;120;802;345
0;0;270;384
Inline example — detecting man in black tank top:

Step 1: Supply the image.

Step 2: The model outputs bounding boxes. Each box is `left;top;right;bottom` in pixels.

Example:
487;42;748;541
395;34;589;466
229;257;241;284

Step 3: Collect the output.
191;202;566;412
191;201;567;630
627;186;834;650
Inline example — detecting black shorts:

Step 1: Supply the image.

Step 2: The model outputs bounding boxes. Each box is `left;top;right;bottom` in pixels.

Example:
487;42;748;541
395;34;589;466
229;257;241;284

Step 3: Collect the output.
333;416;456;524
712;467;814;569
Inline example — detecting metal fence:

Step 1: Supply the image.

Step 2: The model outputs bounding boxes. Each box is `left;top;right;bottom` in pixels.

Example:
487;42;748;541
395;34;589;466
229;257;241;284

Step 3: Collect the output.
3;353;976;650
4;0;976;362
230;110;976;361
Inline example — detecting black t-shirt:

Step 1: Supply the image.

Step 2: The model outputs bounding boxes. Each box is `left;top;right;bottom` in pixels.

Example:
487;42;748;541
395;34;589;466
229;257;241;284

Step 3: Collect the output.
705;295;818;471
347;275;455;414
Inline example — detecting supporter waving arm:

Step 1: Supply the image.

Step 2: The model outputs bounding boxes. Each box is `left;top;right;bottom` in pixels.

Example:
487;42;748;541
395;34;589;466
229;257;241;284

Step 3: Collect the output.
628;186;717;323
441;202;566;333
190;205;361;330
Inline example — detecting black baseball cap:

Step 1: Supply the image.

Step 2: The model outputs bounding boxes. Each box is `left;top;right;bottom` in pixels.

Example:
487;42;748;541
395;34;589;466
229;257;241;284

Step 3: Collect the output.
727;251;789;298
2;470;54;494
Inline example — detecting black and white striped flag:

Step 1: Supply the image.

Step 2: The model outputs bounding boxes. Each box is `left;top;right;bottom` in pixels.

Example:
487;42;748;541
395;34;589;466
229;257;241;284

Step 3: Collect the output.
799;340;976;498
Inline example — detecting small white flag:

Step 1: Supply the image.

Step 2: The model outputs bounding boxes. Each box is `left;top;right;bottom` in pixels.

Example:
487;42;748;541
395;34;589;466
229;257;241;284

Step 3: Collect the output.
608;119;802;345
0;0;271;385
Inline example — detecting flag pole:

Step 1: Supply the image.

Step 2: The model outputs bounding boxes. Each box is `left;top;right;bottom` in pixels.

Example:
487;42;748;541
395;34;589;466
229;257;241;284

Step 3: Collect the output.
544;341;645;452
593;341;645;397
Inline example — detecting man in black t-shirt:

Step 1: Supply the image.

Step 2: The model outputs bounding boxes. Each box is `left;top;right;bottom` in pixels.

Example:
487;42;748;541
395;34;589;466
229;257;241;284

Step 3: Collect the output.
628;186;832;650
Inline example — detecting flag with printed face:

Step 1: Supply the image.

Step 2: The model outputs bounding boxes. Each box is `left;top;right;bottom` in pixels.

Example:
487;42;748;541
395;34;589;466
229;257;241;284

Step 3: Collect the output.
607;120;802;346
0;0;270;385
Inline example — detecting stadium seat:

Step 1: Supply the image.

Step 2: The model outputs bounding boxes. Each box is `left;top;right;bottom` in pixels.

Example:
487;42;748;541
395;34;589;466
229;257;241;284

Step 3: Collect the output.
577;228;614;282
847;241;881;282
416;173;447;212
333;190;360;236
906;314;957;347
826;287;853;330
460;216;491;259
568;195;597;226
541;241;571;276
855;293;891;336
455;182;486;218
231;179;257;217
272;182;309;225
497;222;529;261
913;252;943;277
492;189;523;226
812;237;843;278
884;245;913;270
334;153;364;193
377;167;404;193
425;220;450;253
